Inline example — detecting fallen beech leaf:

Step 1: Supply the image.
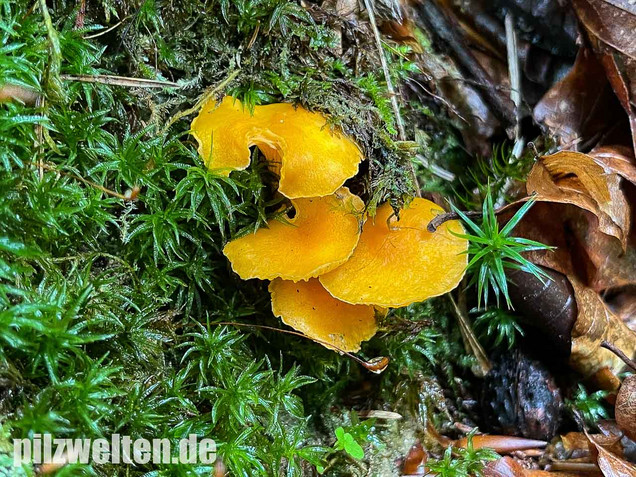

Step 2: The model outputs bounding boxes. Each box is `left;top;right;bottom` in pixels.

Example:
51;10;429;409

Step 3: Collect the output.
587;432;636;477
533;48;620;150
454;435;547;454
527;151;630;245
616;375;636;441
565;207;636;291
569;277;636;377
590;366;622;393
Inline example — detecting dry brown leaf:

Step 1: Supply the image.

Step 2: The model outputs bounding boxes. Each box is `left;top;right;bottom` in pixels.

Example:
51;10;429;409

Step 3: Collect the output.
616;375;636;441
482;456;525;477
587;432;636;477
527;151;631;246
0;84;39;105
401;440;427;475
571;0;636;155
483;456;588;477
561;432;592;454
607;289;636;332
590;146;636;185
533;48;620;150
566;208;636;291
569;277;636;377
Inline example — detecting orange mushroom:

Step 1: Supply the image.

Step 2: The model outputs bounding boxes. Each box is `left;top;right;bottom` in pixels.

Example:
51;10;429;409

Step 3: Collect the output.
191;96;364;199
319;198;467;308
223;187;365;281
269;278;379;352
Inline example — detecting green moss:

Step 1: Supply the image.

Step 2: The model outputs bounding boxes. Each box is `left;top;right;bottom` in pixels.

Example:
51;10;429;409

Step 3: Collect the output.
1;0;492;475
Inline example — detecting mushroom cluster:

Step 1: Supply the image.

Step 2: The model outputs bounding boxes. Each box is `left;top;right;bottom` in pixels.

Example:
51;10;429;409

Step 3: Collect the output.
192;96;468;352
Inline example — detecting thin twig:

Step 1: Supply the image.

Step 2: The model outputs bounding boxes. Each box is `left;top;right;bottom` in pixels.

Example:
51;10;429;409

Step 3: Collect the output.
601;340;636;372
161;70;241;134
83;16;131;39
34;162;139;201
362;0;405;140
416;1;515;127
362;0;421;197
427;197;529;233
215;321;389;374
61;74;180;89
505;13;524;158
449;293;491;377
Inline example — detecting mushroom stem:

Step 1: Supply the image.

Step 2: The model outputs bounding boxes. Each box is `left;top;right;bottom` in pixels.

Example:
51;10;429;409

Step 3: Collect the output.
215;322;389;373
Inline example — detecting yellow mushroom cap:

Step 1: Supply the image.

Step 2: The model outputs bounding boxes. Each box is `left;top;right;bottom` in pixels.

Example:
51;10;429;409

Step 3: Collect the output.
223;188;364;281
270;278;378;352
319;198;468;308
191;96;364;199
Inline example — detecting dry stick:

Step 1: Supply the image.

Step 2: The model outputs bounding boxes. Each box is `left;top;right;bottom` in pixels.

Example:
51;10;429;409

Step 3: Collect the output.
36;162;138;201
83;16;132;39
505;13;524;158
449;293;491;377
215;321;389;374
601;340;636;372
362;0;422;198
61;74;180;89
427;197;530;233
416;0;515;127
161;70;241;135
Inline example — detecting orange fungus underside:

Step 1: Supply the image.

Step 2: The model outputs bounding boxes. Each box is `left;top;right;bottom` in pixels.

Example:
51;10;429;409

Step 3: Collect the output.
223;188;365;281
319;198;468;308
191;96;364;199
269;278;378;352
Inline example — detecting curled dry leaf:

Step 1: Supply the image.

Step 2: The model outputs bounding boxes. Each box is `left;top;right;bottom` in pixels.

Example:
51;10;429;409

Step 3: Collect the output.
590;146;636;185
616;375;636;441
566;207;636;292
569;277;636;377
526;151;630;246
587;431;636;477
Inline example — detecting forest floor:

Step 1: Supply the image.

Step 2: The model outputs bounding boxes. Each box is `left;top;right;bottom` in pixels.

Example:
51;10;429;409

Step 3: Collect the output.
1;0;636;476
